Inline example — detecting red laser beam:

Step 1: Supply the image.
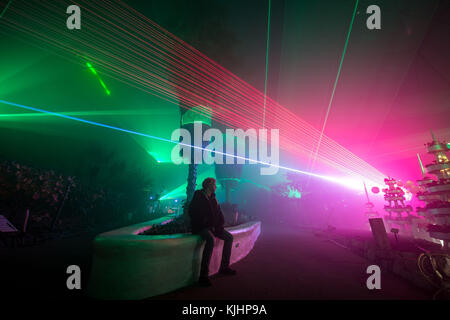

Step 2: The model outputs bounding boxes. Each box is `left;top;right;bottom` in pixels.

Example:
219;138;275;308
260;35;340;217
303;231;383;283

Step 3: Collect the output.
0;0;386;185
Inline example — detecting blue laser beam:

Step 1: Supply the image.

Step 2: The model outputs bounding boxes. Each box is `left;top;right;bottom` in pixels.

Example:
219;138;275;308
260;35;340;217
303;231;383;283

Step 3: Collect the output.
0;99;380;190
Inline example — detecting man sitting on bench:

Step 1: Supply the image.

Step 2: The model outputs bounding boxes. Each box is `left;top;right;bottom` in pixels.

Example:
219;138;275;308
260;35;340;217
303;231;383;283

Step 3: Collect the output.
189;177;237;287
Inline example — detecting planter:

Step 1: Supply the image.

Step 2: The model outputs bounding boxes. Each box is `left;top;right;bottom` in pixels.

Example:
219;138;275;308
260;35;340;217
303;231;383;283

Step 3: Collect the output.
427;143;448;153
429;231;450;240
425;207;450;215
432;216;450;225
428;184;450;194
417;193;440;201
384;206;412;213
417;178;434;186
86;217;261;299
426;163;450;174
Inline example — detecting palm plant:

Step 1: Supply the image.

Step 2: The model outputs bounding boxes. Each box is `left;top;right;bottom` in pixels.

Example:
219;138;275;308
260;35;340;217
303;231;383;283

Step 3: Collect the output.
164;0;238;207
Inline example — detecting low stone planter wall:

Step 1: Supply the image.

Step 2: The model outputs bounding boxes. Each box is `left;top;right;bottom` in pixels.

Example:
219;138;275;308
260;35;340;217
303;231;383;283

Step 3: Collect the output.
87;217;261;299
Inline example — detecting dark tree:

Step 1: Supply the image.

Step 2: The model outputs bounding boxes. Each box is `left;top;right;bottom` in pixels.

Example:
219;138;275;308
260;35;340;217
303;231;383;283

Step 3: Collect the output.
162;0;239;206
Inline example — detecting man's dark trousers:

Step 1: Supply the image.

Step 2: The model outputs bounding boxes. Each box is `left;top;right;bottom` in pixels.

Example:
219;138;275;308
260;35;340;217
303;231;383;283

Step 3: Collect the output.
197;228;233;278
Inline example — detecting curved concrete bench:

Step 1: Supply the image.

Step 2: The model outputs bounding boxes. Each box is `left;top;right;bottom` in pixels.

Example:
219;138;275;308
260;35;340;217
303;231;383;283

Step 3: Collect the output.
87;216;261;299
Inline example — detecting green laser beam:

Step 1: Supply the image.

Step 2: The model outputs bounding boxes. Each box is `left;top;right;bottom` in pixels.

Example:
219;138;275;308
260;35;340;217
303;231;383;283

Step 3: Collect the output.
417;153;425;177
262;0;272;128
86;62;111;95
86;62;97;75
148;151;173;163
0;112;100;118
310;0;359;171
0;110;164;118
159;169;217;200
98;78;111;95
0;0;13;20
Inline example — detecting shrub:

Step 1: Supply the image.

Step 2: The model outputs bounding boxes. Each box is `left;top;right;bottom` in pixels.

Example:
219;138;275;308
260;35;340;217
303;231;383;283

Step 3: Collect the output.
140;203;254;235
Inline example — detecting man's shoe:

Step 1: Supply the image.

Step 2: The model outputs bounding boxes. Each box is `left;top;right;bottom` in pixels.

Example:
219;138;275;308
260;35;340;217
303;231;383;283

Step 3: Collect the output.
219;267;237;276
198;277;212;287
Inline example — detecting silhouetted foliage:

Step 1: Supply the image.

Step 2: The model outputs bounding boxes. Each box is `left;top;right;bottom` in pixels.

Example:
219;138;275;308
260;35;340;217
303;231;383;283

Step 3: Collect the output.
141;202;253;235
0;157;155;242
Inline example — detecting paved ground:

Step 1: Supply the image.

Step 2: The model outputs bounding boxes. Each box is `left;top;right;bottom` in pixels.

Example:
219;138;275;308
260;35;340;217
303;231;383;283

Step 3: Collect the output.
1;221;432;300
1;232;94;300
152;222;431;300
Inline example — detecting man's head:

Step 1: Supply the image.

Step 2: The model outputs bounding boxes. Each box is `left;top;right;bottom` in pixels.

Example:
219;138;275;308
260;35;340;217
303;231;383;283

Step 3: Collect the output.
202;177;216;195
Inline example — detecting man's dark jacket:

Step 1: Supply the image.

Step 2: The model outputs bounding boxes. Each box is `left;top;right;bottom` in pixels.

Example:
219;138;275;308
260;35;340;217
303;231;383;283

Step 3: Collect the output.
188;190;225;234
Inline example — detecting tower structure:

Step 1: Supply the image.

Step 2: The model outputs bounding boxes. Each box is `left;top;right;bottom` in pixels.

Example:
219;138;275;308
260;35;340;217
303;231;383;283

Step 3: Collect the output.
416;132;450;250
382;177;413;235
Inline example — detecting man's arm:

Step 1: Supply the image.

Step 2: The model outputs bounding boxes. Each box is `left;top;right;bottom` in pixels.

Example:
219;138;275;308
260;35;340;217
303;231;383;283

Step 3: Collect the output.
188;191;199;217
189;191;209;228
218;205;225;227
212;194;225;229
